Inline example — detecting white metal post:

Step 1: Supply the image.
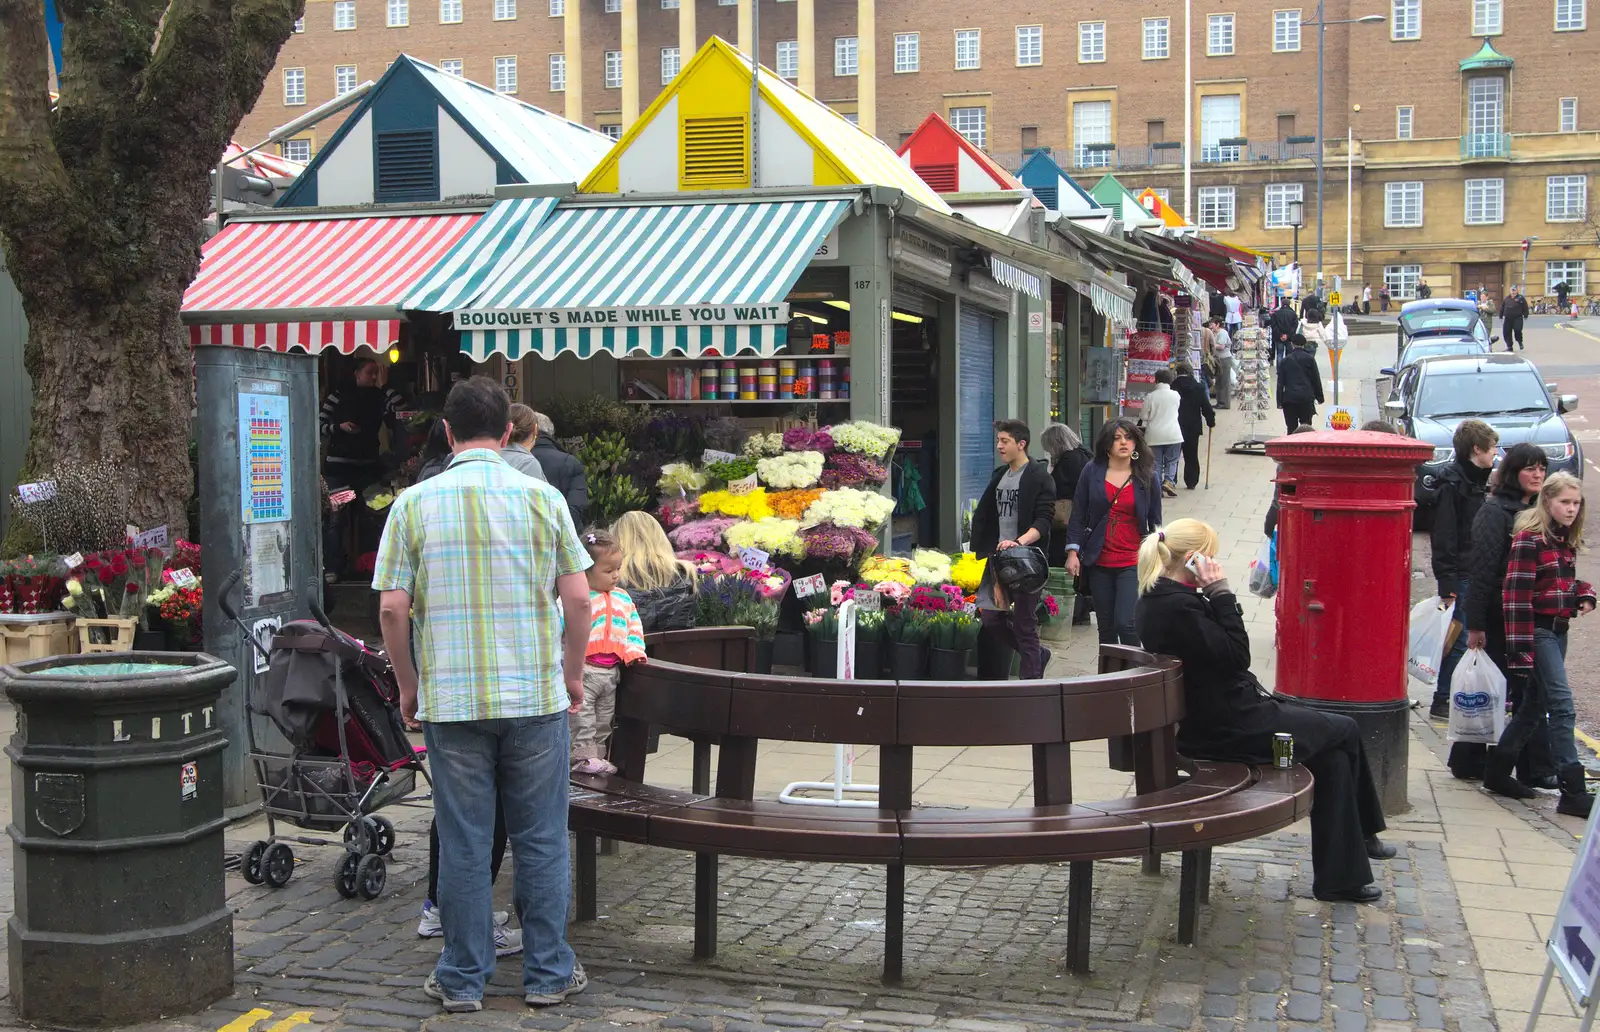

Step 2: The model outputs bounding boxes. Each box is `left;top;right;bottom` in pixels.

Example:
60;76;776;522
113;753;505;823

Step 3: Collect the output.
1346;127;1354;279
1183;0;1192;221
780;600;880;807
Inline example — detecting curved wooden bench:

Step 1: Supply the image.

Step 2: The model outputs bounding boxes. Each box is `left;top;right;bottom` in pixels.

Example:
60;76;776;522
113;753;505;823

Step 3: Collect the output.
574;635;1314;980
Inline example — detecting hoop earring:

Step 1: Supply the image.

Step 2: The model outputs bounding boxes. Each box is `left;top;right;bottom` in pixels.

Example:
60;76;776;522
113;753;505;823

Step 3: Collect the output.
1132;450;1140;460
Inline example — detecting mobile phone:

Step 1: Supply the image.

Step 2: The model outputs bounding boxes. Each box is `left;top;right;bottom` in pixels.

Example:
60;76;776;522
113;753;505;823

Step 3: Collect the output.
1185;552;1205;576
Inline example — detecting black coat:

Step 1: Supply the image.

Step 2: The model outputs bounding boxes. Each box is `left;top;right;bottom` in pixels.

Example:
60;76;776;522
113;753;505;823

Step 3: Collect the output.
1270;305;1301;350
1276;349;1324;407
1135;578;1345;764
1464;491;1531;635
970;459;1055;558
1064;461;1162;568
1431;458;1491;596
532;438;588;529
1172;374;1215;435
1049;447;1092;565
1499;295;1530;323
629;575;696;634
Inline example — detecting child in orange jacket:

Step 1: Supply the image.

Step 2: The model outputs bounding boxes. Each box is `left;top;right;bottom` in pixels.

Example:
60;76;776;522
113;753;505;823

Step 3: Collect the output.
571;528;647;775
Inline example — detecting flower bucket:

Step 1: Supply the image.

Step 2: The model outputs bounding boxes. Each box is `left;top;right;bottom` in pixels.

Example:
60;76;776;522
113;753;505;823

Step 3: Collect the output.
928;647;968;681
889;641;928;680
810;637;838;679
753;639;775;675
773;629;805;669
855;638;881;680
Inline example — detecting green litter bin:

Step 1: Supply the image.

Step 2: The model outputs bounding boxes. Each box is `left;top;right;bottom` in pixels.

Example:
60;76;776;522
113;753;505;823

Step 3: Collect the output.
1;651;237;1026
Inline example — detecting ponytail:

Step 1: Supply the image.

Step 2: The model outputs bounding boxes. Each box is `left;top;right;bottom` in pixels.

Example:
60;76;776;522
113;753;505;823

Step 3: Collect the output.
1135;518;1222;595
1137;529;1173;595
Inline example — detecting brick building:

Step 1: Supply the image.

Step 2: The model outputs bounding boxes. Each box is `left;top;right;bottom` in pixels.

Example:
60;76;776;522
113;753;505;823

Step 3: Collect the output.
241;0;1600;302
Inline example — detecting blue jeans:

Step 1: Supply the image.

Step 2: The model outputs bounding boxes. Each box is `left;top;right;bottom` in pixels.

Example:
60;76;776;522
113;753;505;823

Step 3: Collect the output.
425;713;576;1001
1432;580;1470;708
1153;443;1182;486
1497;628;1581;771
1086;564;1140;646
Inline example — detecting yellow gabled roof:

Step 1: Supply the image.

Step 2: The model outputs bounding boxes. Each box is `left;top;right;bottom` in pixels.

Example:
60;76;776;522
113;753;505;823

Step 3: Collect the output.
580;37;950;213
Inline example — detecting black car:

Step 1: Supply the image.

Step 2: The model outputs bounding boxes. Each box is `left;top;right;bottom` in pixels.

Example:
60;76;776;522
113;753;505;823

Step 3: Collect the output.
1382;353;1581;515
1391;297;1497;369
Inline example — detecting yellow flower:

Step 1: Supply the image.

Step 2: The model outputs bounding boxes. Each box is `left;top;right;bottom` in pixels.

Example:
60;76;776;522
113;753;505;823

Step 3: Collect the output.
949;552;987;592
699;488;772;521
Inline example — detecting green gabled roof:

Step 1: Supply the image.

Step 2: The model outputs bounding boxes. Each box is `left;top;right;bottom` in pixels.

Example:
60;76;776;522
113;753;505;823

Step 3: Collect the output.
1460;40;1513;71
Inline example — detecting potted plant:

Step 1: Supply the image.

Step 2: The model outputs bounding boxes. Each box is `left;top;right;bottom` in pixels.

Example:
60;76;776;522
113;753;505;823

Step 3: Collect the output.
804;607;839;679
928;610;980;680
884;607;931;680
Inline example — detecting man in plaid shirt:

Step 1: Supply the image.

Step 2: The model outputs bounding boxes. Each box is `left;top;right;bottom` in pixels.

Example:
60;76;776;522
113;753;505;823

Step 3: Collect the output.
375;376;593;1012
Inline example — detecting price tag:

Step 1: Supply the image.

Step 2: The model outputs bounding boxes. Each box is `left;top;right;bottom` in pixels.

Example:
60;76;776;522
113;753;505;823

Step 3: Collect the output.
793;573;826;598
126;524;139;540
16;481;56;504
737;547;771;570
963;602;978;616
702;449;739;465
133;525;168;550
855;590;881;614
63;552;83;569
169;567;198;588
728;473;759;495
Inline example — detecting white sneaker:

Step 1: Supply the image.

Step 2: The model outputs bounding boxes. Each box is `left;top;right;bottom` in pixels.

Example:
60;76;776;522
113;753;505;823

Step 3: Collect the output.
526;962;588;1006
494;924;524;957
417;900;513;940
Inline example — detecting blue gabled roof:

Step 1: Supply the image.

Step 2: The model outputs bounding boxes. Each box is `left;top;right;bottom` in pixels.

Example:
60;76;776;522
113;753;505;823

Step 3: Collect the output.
1015;150;1106;215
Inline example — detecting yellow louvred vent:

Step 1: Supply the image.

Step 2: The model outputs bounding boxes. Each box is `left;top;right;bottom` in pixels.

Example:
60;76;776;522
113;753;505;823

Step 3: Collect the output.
681;115;749;189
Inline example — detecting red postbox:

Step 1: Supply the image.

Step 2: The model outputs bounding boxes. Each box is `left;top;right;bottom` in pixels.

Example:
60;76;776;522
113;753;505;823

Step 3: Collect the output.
1267;430;1434;815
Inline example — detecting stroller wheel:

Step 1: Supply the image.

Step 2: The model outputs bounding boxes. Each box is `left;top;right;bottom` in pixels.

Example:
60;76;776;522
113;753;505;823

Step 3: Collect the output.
335;852;360;899
262;843;295;888
242;841;269;885
343;817;377;855
356;853;387;900
372;816;396;856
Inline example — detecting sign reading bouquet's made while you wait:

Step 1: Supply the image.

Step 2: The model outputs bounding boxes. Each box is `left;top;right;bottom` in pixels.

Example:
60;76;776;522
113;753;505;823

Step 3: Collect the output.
454;304;790;329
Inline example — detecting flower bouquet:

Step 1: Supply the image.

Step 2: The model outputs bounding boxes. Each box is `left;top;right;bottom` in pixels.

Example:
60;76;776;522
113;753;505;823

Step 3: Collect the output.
657;496;699;530
800;488;895;531
742;432;786;458
798;523;879;564
723;517;804;557
704;457;759;485
781;426;835;452
740;564;792;602
820;452;890;490
757;451;825;490
693;573;764;629
949;552;987;593
769;488;826;521
675;549;743;576
858;555;913;587
148;580;204;648
669;517;741;551
657;463;709;496
699;488;773;521
908;548;953;586
2;555;69;615
730;595;781;673
1037;593;1063;624
828;420;901;458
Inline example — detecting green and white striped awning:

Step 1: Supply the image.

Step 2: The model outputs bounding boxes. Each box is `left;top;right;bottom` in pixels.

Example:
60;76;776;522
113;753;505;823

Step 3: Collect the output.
422;196;852;361
404;197;559;313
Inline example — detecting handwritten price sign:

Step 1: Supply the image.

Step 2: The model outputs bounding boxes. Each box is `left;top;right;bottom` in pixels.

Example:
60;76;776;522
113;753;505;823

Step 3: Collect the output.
16;481;56;504
737;546;771;570
793;573;827;598
169;568;198;589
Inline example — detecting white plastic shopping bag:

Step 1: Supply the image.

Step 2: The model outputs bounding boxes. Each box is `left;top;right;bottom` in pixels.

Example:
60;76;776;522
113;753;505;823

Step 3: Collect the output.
1449;650;1508;744
1247;536;1277;598
1406;596;1454;684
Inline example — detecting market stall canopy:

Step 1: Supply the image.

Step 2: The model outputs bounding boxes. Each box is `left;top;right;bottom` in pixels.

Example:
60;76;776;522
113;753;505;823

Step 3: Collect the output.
1089;175;1166;230
580;37;950;214
1015;150;1108;218
1135;230;1269;292
897;113;1025;195
411;194;853;361
1136;189;1191;229
948;193;1034;240
182;209;484;352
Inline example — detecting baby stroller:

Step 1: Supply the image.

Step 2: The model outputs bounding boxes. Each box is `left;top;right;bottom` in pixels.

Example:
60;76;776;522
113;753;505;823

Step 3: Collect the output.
217;570;429;900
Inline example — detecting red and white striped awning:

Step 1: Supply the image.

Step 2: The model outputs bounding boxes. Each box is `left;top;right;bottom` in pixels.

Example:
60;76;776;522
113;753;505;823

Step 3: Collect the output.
182;212;482;353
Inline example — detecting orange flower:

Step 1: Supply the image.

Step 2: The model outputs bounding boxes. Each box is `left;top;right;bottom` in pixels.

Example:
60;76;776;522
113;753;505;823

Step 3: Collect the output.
769;488;826;521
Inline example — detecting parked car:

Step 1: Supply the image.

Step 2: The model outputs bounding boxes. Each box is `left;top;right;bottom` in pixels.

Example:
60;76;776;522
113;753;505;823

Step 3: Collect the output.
1382;354;1581;518
1392;297;1497;369
1382;336;1492;377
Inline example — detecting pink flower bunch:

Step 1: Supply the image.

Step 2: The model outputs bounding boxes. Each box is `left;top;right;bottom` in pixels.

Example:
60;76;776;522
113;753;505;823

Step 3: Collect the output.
802;608;828;626
875;580;912;604
657;496;699;530
1042;594;1061;616
909;585;962;613
668;517;741;551
821;452;890;490
782;426;835;452
743;565;791;600
829;580;856;606
799;523;879;562
675;549;742;575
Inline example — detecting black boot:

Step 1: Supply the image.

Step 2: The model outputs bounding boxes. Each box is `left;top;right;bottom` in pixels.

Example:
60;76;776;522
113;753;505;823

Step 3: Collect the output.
1557;765;1594;818
1519;771;1561;791
1484;748;1538;800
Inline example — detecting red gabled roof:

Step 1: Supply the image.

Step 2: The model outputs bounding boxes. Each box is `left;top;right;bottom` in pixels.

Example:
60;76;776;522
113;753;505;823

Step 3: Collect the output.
896;112;1023;193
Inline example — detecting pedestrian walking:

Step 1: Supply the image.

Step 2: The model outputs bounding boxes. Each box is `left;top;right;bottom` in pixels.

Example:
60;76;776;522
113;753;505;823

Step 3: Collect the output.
1135;518;1395;903
1556;280;1571;313
1171;361;1215;491
970;420;1056;679
1362;284;1372;315
1064;418;1162;646
530;411;588;529
1499;286;1529;351
1379;285;1391;312
571;528;647;776
1270;298;1301;363
1428;420;1499;720
374;376;594;1013
1485;472;1595;817
1040;423;1092;567
1276;334;1324;433
613;511;699;633
501;404;549;482
1140;369;1184;498
1210;317;1235;409
1223;289;1244;341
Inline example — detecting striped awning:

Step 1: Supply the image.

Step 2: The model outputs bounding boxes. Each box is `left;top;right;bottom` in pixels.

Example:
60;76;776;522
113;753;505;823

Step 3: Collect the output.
182;212;483;353
427;197;853;361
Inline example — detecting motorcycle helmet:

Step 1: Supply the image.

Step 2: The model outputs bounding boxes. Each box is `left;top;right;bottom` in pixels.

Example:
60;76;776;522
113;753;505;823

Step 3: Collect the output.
990;545;1050;595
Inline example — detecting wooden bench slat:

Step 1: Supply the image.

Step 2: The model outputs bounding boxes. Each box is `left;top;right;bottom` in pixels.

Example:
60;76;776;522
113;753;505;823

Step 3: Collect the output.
895;681;1065;746
726;675;900;743
900;805;1151;863
649;799;902;860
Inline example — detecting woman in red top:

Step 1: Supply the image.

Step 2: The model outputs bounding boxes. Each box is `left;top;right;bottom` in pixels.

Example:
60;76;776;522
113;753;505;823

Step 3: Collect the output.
1064;418;1163;644
1486;472;1595;816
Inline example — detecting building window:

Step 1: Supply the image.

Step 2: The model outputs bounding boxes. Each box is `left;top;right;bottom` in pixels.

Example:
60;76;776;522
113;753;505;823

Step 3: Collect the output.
1557;0;1586;30
718;0;735;4
549;53;565;91
1465;178;1505;224
1385;181;1424;227
1396;105;1413;139
894;32;919;73
1264;183;1304;228
950;106;987;150
542;0;556;14
777;40;799;79
282;138;312;163
1562;98;1579;132
335;65;357;95
1200;93;1242;161
835;36;858;76
1208;14;1234;55
491;0;513;18
605;0;620;11
662;0;678;7
1547;260;1587;296
441;58;463;76
604;50;622;88
388;0;408;26
1197;186;1236;230
283;67;306;106
1548;175;1589;221
843;112;860;126
1392;0;1420;39
293;16;304;31
1072;100;1112;168
955;29;981;69
333;1;355;29
1078;22;1104;63
1385;264;1423;299
601;124;622;139
1465;76;1505;157
661;47;680;84
1274;9;1301;51
1017;25;1043;66
1153;188;1171;204
1473;0;1502;34
495;55;517;93
1143;18;1169;58
440;0;461;21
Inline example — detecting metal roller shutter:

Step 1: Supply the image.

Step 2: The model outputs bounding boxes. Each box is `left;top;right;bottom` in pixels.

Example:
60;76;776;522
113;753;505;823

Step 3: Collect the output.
957;304;998;516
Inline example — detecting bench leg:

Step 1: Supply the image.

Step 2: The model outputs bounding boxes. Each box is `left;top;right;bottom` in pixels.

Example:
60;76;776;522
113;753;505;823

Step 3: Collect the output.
599;837;618;856
884;864;905;984
1144;852;1162;875
692;738;712;796
693;853;718;960
1198;847;1213;905
575;833;597;922
1178;850;1201;946
1066;861;1093;976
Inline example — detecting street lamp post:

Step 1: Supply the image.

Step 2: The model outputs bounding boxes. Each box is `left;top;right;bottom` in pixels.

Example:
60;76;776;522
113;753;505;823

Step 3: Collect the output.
1312;8;1386;294
1288;199;1305;269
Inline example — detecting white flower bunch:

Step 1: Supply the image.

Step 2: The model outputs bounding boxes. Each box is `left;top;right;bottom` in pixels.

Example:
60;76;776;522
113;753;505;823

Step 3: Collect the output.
908;548;952;586
724;517;805;556
743;432;786;458
801;488;896;530
658;463;709;494
757;450;824;490
828;420;902;456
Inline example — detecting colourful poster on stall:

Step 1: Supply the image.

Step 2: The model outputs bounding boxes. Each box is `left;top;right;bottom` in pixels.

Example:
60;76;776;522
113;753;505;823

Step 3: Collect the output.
1126;331;1173;384
239;391;291;524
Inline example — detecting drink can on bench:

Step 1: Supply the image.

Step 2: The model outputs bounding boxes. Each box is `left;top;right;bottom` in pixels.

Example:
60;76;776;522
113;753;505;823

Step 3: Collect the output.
1273;732;1294;769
